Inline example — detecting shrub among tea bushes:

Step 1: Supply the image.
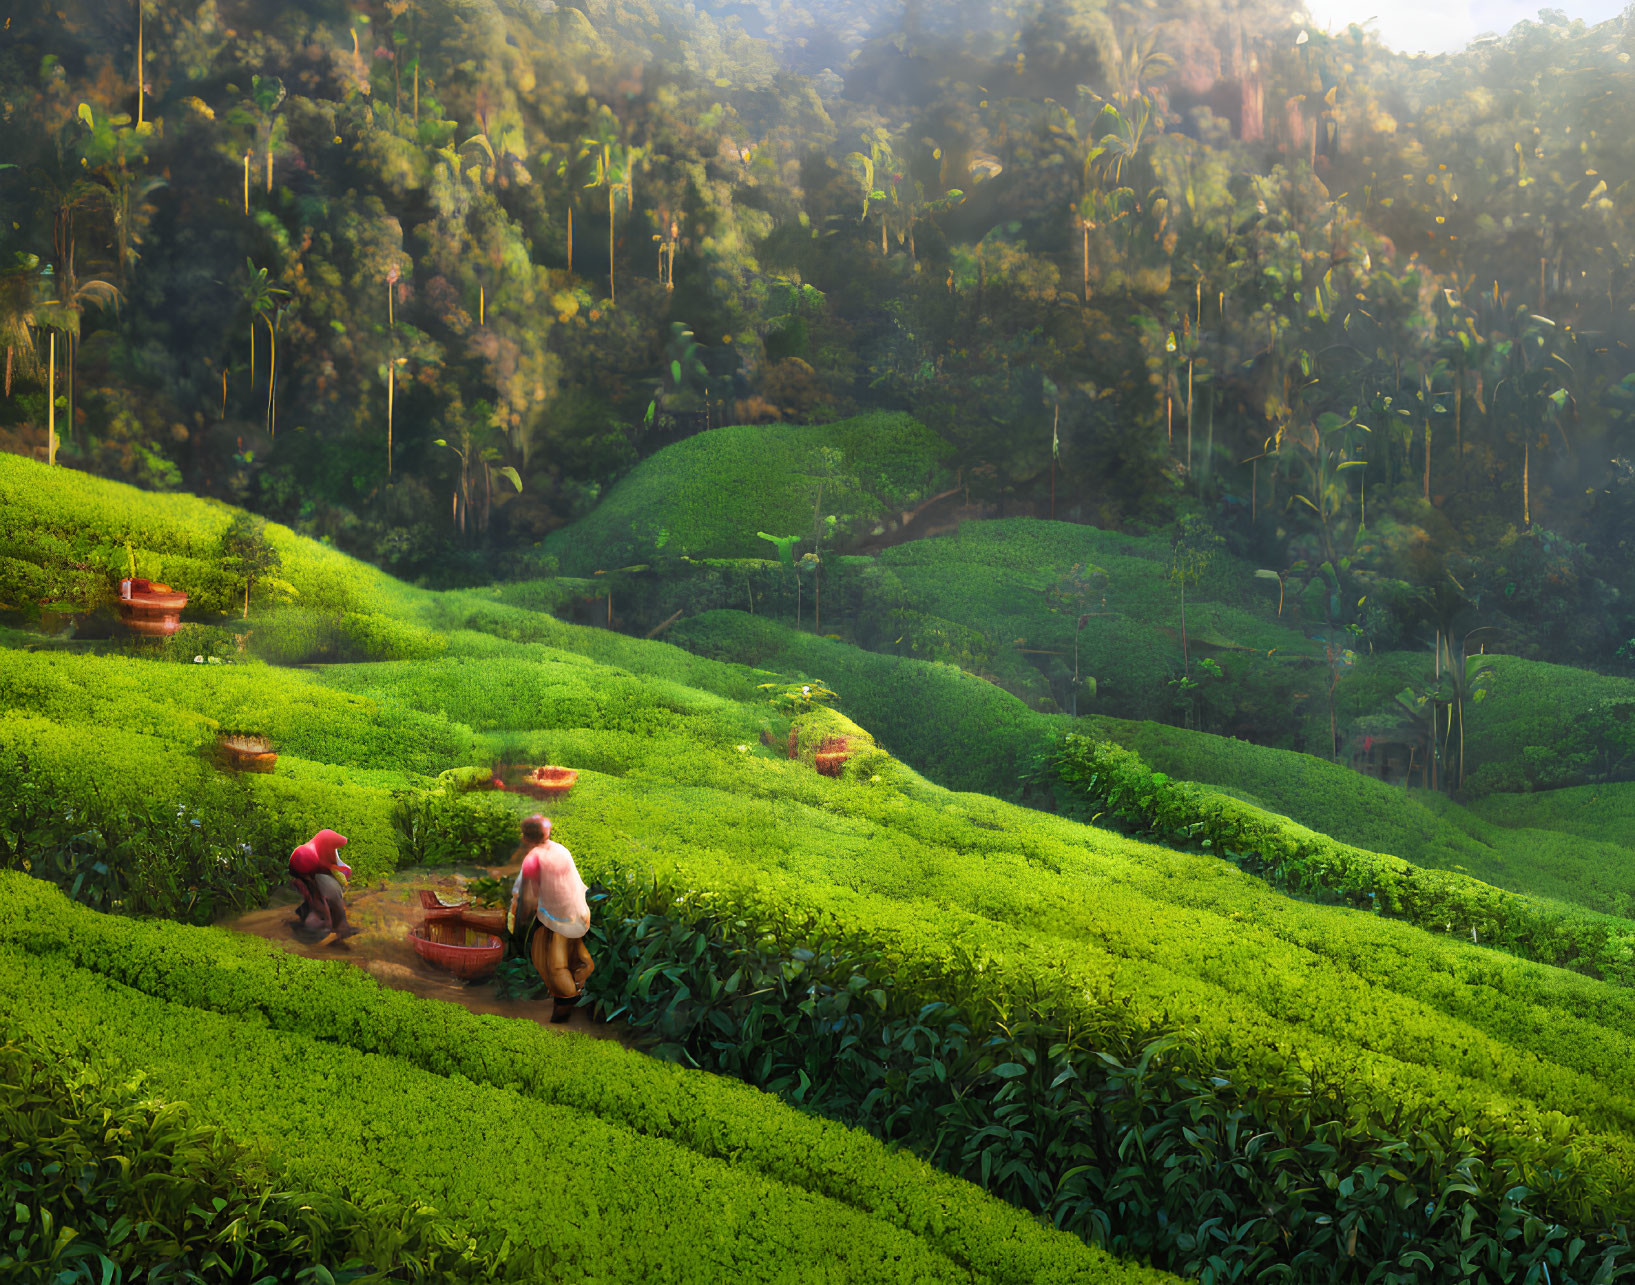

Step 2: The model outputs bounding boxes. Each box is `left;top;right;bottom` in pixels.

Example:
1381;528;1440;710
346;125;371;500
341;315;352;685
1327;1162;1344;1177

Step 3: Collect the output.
0;1026;503;1282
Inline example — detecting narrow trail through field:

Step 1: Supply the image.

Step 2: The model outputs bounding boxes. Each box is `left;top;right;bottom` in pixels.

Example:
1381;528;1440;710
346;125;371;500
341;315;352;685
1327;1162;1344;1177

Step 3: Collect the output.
222;865;633;1045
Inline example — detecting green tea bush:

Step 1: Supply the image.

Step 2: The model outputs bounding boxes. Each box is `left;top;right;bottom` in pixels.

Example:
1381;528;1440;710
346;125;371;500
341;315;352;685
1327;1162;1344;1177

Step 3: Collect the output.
588;868;1634;1282
249;606;447;665
136;621;246;663
432;594;769;702
312;655;752;747
1087;714;1635;919
673;609;1062;795
0;742;291;924
1463;657;1635;794
392;786;519;866
0;647;478;777
0;876;1161;1285
1040;733;1635;983
0;452;427;617
0;716;399;895
0;1026;501;1283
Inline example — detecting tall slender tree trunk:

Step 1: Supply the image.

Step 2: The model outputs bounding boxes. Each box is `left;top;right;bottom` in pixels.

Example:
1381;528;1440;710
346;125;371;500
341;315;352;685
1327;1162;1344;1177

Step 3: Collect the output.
566;205;573;276
265;315;278;434
1185;358;1194;473
1204;385;1214;480
1523;441;1531;525
608;190;617;303
243;154;251;215
386;363;394;476
47;333;56;465
1423;413;1431;501
135;1;144;127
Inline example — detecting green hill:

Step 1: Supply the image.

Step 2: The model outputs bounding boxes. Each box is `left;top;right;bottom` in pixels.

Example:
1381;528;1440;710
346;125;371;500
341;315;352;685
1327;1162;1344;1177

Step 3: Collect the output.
540;411;955;575
6;457;1635;1280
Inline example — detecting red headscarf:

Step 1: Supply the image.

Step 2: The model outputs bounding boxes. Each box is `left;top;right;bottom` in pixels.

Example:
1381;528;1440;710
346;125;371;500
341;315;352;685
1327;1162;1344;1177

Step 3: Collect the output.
289;828;351;879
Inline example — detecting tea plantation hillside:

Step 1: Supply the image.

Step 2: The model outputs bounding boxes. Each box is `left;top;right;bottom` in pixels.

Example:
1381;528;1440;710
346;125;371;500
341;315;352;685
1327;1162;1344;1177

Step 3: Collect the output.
519;422;1634;788
672;609;1635;942
7;458;1635;1280
539;411;955;575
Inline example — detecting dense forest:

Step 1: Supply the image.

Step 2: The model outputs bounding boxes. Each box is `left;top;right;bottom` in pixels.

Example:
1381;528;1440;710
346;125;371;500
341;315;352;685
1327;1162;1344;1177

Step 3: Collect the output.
3;0;1634;667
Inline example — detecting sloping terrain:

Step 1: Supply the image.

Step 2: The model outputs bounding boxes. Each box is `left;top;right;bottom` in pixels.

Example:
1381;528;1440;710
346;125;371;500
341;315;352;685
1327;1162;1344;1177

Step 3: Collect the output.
5;456;1635;1279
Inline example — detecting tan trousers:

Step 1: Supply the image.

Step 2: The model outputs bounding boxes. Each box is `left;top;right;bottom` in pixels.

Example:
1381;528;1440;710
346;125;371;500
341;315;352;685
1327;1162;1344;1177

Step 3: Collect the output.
529;922;594;999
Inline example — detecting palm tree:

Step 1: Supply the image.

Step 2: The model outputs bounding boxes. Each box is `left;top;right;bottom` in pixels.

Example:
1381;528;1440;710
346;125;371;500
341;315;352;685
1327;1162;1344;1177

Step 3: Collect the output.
251;76;287;195
36;257;121;453
577;107;629;303
383;354;406;478
31;152;116;444
1102;21;1174;104
544;144;586;276
0;255;41;398
241;259;288;435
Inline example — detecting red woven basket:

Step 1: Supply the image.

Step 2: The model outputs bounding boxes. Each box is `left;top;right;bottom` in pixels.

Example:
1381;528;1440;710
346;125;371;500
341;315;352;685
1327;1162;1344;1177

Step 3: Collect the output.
408;921;504;979
514;765;578;799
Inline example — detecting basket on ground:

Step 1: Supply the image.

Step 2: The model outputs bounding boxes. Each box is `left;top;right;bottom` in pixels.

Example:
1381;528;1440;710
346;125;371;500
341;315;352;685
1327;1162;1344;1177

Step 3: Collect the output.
494;764;578;799
408;920;504;979
221;734;278;773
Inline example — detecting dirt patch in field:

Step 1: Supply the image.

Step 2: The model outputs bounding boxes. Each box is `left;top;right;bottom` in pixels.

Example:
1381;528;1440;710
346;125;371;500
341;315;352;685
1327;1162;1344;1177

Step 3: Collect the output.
222;866;635;1046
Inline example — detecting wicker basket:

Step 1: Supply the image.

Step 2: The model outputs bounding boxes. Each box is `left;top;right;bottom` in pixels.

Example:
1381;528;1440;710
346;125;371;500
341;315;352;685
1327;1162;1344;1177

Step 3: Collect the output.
221;735;278;773
514;765;578;799
416;889;470;922
408;921;504;979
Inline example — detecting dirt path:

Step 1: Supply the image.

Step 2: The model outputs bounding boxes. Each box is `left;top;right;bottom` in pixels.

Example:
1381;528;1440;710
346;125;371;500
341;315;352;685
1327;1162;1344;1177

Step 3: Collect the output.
222;867;633;1046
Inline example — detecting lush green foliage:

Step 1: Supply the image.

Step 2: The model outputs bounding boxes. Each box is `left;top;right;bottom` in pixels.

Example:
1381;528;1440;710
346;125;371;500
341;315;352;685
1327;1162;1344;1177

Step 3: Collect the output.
0;874;1163;1285
0;453;413;618
6;0;1635;688
1041;732;1635;983
542;412;954;573
8;480;1635;1278
0;735;289;924
1461;658;1635;794
0;1027;501;1282
592;868;1635;1280
673;608;1065;795
1087;714;1635;919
